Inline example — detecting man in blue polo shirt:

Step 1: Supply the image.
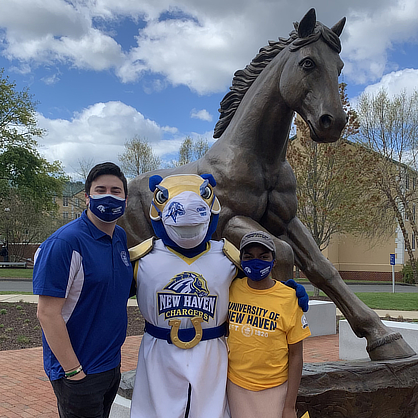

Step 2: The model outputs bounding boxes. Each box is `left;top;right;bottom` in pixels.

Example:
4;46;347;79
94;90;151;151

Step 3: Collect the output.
33;162;133;418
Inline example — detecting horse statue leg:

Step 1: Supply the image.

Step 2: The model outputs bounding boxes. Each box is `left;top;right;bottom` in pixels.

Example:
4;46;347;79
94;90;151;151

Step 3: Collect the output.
223;215;415;360
282;217;415;361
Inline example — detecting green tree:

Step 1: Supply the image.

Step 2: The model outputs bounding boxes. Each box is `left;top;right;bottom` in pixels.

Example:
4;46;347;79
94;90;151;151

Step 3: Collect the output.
0;69;67;260
119;136;161;177
0;68;66;207
178;137;193;166
0;147;68;260
356;89;418;283
0;146;66;209
177;136;209;166
0;68;44;150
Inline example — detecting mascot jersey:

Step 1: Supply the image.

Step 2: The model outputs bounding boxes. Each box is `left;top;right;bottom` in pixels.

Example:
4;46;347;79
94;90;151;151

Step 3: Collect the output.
130;238;237;418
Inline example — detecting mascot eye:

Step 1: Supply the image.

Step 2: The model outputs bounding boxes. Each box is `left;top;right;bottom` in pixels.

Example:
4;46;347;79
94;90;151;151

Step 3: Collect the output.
155;190;168;204
201;186;212;199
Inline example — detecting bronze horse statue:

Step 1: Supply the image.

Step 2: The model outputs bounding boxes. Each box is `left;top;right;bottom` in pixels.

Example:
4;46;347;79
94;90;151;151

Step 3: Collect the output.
120;8;415;361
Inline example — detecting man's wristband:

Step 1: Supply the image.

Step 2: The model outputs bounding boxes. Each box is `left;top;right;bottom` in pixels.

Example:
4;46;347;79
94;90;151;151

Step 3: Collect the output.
64;365;83;378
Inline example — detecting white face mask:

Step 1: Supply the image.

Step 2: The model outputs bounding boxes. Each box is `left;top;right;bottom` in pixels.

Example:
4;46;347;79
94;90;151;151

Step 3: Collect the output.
162;191;211;249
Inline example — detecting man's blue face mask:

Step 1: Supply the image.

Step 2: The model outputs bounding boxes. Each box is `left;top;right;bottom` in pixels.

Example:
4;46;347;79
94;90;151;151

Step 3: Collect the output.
89;194;126;223
240;259;275;282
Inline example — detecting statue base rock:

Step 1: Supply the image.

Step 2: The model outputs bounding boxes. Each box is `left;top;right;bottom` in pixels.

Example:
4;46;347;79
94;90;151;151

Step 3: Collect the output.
297;356;418;418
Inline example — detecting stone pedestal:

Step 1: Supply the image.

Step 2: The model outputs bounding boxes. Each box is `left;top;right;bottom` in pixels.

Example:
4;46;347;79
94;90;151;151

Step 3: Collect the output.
305;300;336;337
117;358;418;418
296;356;418;418
339;319;418;360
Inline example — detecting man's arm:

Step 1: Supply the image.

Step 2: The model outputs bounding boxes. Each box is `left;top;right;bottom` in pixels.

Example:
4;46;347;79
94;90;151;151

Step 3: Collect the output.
282;340;303;418
37;295;85;380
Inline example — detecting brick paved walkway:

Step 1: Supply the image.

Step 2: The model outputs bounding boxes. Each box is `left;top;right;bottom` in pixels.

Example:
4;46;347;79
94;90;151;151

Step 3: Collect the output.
0;334;339;417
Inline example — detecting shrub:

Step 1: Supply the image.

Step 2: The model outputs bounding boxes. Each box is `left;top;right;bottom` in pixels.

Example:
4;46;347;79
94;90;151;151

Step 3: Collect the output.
401;263;418;284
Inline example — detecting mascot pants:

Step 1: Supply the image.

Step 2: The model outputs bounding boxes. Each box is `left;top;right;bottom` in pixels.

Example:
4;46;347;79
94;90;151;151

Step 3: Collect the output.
130;333;229;418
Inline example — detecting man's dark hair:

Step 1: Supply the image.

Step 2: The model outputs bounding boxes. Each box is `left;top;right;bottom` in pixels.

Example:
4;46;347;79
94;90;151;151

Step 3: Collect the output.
85;162;128;197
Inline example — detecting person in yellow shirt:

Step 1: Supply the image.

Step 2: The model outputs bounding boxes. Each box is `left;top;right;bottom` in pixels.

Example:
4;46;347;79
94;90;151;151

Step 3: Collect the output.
227;231;311;418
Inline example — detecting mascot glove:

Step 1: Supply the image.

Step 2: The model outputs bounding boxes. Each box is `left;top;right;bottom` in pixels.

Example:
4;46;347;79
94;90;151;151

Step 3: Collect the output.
282;279;309;312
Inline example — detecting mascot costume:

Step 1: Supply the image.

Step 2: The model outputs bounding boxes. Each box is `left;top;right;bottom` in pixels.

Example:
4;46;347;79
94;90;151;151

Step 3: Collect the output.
129;173;308;418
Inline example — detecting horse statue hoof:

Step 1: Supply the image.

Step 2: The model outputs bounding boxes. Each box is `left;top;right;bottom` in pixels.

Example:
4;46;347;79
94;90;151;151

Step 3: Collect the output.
367;332;416;361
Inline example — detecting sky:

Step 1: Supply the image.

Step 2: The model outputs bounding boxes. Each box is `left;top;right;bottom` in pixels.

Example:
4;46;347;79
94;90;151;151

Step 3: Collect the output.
0;0;418;179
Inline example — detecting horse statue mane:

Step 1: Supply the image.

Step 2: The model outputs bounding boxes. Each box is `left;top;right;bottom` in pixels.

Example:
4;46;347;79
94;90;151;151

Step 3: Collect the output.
214;11;344;139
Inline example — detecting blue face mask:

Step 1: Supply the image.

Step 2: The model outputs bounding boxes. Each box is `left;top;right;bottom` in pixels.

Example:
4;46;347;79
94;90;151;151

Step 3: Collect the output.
89;194;126;223
241;259;274;282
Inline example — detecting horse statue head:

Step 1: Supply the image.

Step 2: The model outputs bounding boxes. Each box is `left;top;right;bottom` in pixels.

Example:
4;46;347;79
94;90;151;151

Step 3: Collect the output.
214;8;347;146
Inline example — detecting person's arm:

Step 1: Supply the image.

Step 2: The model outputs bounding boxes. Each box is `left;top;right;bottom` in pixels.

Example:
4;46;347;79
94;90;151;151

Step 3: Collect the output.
37;295;86;380
282;340;303;418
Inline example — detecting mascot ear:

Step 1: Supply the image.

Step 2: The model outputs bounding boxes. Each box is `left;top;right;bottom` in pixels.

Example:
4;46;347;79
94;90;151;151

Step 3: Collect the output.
201;173;216;187
149;175;163;192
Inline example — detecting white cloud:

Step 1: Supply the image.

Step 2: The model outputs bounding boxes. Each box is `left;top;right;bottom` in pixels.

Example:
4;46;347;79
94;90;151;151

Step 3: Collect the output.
3;0;389;93
360;68;418;98
342;0;418;85
191;108;212;122
36;101;179;171
119;17;243;94
41;73;60;85
0;0;124;71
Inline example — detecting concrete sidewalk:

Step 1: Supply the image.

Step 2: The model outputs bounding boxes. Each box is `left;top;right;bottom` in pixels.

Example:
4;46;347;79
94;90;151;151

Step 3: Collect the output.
0;294;139;306
2;293;417;319
1;294;417;417
0;331;340;417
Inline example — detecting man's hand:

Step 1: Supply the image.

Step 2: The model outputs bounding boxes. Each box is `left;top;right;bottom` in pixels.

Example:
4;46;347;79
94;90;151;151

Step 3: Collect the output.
37;295;81;376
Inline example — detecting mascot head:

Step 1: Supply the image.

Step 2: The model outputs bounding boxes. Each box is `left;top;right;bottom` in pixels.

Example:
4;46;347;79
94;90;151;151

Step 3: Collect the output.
149;174;221;254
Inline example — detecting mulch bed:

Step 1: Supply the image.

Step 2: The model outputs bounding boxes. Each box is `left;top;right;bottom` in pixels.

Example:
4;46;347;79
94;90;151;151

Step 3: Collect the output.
0;302;145;351
1;296;415;351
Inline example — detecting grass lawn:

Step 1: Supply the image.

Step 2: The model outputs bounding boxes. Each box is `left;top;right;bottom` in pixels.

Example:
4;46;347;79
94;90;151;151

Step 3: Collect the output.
355;292;418;311
308;291;418;311
0;268;33;278
1;269;417;311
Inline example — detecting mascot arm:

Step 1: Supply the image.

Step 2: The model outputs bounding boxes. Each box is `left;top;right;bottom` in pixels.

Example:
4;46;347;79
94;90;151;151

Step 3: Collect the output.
222;239;241;274
128;237;156;289
129;237;155;262
282;279;309;312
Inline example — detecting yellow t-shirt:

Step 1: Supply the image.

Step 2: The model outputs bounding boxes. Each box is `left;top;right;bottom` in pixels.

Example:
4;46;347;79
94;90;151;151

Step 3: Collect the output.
227;278;311;391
